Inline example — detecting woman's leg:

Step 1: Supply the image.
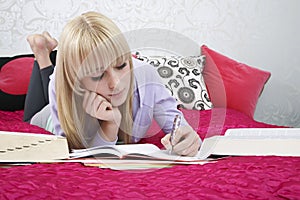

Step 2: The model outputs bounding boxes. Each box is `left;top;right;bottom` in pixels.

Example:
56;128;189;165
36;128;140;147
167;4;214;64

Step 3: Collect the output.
23;61;53;122
23;32;58;122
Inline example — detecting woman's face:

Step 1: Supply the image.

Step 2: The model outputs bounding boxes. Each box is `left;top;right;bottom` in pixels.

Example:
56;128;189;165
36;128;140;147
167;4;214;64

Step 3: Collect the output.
81;60;131;107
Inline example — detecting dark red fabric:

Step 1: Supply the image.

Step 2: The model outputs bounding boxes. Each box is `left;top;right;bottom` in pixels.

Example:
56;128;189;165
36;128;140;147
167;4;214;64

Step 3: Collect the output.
1;109;299;200
0;110;50;135
1;157;300;199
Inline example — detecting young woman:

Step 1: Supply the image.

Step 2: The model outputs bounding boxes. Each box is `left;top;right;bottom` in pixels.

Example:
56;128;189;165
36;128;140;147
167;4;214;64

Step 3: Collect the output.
24;11;201;156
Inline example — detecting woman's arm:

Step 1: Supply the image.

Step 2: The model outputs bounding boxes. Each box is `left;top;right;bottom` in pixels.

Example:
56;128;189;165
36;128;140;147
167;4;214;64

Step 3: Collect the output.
82;90;121;143
144;62;201;156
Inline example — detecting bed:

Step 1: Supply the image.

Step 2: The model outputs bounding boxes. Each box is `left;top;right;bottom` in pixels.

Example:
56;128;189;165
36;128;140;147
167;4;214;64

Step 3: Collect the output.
1;46;300;199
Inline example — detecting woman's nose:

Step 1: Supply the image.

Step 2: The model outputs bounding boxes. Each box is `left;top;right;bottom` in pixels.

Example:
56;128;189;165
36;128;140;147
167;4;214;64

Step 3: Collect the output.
107;73;119;89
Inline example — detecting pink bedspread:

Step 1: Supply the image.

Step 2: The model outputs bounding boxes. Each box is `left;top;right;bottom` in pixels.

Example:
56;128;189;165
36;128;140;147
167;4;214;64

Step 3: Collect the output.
1;109;300;199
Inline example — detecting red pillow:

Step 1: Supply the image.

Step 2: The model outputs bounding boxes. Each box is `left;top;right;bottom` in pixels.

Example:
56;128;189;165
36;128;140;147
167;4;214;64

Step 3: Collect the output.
201;45;271;118
0;57;34;95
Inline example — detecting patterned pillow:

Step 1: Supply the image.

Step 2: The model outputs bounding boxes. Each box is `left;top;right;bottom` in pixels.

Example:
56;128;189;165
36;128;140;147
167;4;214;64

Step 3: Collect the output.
136;53;213;110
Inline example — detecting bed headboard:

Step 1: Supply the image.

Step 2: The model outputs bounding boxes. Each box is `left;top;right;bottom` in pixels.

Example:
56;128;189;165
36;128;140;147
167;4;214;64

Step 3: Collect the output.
0;0;299;127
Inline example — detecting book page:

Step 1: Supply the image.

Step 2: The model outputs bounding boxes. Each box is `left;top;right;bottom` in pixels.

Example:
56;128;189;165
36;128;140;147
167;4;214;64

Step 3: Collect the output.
70;144;162;159
114;143;161;155
70;146;123;158
148;150;204;161
83;159;213;170
224;128;300;139
70;143;205;162
197;133;300;158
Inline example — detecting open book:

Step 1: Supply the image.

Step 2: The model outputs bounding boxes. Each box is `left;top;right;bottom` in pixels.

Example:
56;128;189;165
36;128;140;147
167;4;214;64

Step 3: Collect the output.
197;128;300;159
70;143;202;162
70;128;300;161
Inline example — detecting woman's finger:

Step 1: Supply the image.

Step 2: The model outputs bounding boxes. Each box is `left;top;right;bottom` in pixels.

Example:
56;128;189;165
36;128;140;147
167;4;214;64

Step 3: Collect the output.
172;127;200;155
171;126;192;150
179;138;200;156
171;125;192;145
161;134;172;150
84;92;97;116
96;101;111;115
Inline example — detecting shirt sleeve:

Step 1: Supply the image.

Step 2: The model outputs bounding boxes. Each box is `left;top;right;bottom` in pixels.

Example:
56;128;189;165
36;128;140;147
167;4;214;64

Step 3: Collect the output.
48;68;65;137
150;73;188;134
133;59;188;134
90;131;118;146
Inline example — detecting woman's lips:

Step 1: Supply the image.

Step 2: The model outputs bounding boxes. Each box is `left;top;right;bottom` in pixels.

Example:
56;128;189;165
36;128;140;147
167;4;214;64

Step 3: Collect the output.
109;89;124;98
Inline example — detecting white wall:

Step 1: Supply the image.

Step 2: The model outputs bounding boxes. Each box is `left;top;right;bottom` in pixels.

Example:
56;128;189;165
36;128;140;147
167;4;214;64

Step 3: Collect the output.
1;0;299;127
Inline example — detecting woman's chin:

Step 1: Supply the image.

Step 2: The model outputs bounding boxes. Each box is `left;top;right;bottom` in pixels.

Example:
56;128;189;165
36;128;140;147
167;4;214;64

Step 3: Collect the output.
110;96;127;107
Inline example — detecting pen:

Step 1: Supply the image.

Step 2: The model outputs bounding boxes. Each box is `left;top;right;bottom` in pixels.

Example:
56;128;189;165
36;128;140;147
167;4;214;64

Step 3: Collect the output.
170;114;181;154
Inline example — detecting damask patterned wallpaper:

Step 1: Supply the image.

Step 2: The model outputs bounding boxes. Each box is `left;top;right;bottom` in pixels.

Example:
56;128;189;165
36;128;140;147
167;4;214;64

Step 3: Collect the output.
0;0;299;127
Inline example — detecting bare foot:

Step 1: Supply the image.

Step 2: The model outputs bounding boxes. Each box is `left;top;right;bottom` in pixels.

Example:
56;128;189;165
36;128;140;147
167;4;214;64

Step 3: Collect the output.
27;32;58;69
42;31;58;52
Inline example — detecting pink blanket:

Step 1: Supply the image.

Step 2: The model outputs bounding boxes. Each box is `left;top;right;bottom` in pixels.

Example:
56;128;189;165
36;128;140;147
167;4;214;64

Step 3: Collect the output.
1;109;300;199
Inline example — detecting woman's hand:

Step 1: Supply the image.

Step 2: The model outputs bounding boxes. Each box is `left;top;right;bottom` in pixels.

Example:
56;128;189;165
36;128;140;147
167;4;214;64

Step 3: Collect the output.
82;90;121;142
161;125;202;156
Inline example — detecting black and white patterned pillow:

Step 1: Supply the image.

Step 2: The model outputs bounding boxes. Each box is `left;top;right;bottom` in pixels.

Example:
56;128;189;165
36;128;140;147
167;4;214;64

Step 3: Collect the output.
136;53;213;110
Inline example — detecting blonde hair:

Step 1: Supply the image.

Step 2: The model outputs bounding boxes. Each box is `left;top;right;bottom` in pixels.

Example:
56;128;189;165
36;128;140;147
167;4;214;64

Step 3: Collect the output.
55;11;133;149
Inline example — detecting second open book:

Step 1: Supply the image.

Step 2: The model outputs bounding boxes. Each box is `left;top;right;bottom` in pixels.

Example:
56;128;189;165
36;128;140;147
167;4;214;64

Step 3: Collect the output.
70;128;300;162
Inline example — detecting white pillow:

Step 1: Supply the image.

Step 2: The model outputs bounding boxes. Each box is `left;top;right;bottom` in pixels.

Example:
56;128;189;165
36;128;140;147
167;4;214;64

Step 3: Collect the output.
135;53;213;110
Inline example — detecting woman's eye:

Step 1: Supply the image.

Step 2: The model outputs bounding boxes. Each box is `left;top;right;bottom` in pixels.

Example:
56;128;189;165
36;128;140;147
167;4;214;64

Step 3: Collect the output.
91;74;104;81
116;62;127;70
